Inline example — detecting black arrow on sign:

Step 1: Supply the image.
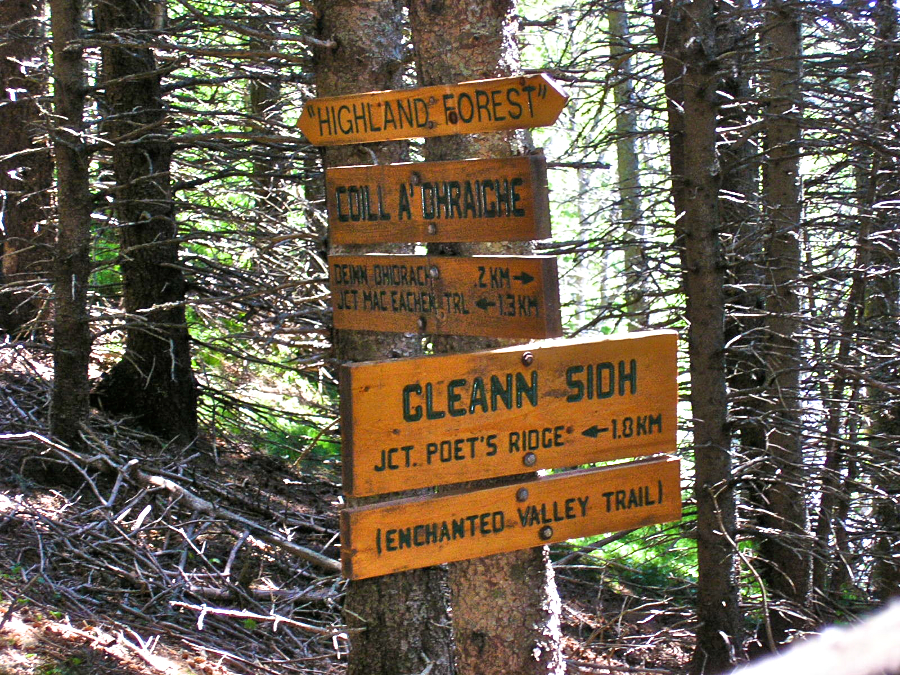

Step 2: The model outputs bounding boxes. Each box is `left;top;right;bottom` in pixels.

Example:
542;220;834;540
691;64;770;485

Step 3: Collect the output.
581;425;609;438
476;297;497;311
512;271;535;285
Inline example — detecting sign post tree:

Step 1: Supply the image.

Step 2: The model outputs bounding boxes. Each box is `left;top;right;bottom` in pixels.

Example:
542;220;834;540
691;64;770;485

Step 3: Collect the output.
308;3;453;675
404;5;571;670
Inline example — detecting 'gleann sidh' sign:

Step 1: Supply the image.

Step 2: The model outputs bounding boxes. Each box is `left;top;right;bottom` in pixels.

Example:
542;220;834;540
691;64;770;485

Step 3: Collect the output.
325;154;551;244
340;331;678;497
329;254;562;339
340;456;681;579
297;74;567;146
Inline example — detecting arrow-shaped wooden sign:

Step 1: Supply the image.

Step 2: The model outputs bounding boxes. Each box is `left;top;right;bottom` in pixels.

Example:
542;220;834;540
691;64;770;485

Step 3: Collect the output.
340;455;682;579
339;331;678;497
297;73;568;146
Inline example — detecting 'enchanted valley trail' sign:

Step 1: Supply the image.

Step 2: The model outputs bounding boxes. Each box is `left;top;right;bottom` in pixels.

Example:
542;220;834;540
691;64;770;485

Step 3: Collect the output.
340;455;682;579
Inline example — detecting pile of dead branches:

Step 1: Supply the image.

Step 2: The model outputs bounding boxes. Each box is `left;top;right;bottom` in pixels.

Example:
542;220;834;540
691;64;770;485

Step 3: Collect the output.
0;348;347;674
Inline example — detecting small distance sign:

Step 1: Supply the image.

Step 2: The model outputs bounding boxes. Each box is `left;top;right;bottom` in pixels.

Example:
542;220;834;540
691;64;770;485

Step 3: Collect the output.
340;455;682;579
330;254;561;339
325;154;551;244
340;330;678;497
297;74;567;146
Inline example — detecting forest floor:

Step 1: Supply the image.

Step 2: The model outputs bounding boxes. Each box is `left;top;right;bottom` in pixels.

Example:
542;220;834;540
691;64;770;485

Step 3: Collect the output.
0;345;693;675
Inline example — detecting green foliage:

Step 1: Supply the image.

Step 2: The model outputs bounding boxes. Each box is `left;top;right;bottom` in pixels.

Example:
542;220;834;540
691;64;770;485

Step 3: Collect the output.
0;564;23;580
34;656;87;675
89;224;122;298
557;521;697;594
205;390;339;466
263;416;340;464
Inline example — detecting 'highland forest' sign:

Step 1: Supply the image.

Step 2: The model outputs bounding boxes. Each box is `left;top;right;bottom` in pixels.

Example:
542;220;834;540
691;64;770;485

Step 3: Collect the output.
297;74;568;146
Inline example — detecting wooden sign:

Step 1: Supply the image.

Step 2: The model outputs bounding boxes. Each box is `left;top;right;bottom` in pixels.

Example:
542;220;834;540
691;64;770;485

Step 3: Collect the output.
326;154;551;244
330;254;561;339
340;330;678;497
340;455;682;579
297;74;568;146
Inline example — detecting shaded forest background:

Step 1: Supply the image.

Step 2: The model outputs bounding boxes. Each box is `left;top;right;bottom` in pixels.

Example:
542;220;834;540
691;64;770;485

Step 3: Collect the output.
1;0;899;673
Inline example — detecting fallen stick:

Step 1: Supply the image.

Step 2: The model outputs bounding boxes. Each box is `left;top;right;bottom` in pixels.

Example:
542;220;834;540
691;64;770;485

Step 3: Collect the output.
170;601;347;636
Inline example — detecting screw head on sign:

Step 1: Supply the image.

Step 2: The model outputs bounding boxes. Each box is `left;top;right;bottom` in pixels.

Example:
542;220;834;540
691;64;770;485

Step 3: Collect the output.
523;452;537;467
521;351;534;366
428;266;440;279
417;316;427;330
516;487;529;502
539;526;554;541
410;172;421;185
427;223;437;235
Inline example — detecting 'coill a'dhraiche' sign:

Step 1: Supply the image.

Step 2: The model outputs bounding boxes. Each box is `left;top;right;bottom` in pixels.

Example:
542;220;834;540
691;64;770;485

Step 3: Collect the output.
330;254;561;339
341;455;681;579
340;330;677;497
326;154;551;244
297;74;567;146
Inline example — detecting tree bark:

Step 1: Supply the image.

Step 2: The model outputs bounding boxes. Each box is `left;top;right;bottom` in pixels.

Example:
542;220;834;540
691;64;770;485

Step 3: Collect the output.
92;0;197;445
48;0;92;450
610;0;648;329
715;8;769;631
655;0;743;670
758;0;811;641
408;1;564;673
864;0;900;602
312;2;454;674
0;0;53;335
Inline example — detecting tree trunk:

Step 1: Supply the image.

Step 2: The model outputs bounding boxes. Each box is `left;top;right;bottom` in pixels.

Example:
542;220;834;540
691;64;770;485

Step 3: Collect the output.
312;2;454;674
758;0;811;641
407;1;564;674
716;10;770;638
48;0;92;450
810;220;867;601
92;0;197;445
0;0;53;335
610;0;648;329
864;0;900;602
655;0;743;671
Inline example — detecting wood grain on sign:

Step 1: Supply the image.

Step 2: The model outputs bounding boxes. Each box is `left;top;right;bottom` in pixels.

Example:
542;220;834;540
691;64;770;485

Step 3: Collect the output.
340;330;678;497
297;73;567;146
340;455;682;579
330;254;561;339
326;154;551;244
